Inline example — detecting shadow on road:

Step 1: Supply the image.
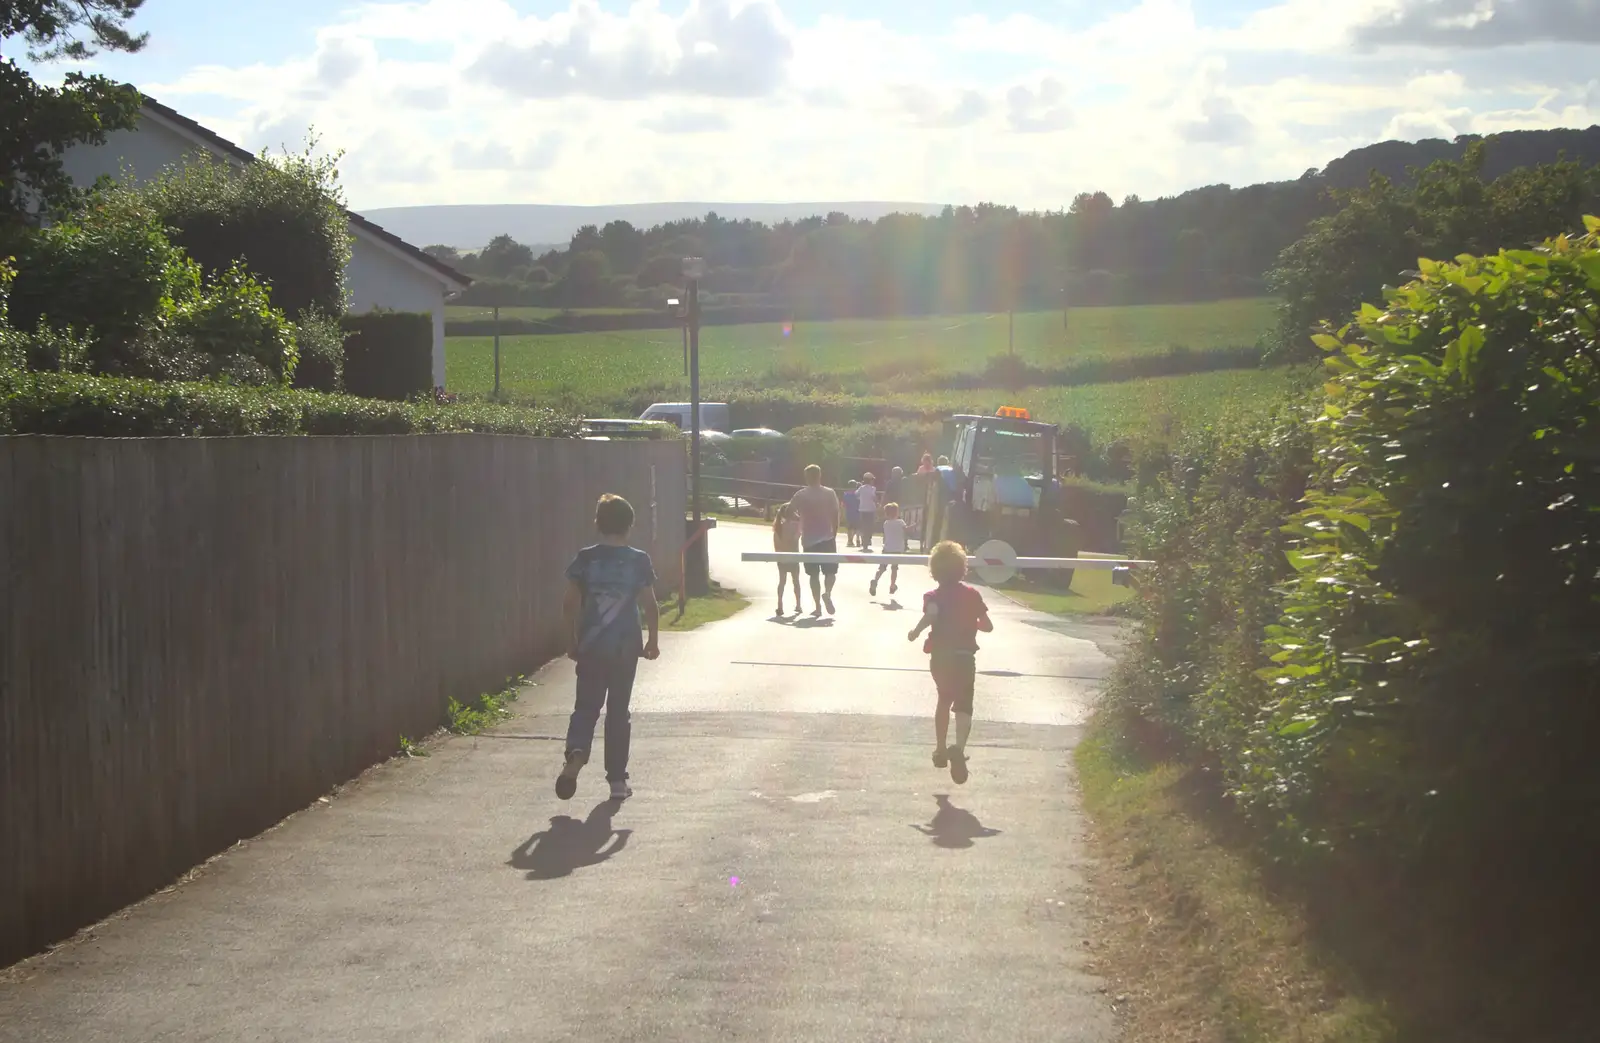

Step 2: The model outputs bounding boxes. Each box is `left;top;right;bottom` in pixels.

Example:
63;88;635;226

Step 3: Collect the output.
912;794;1002;850
791;616;835;629
508;800;631;880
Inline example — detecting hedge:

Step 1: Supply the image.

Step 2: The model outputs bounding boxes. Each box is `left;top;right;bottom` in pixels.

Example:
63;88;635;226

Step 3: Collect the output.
340;311;434;401
0;370;581;437
138;150;351;320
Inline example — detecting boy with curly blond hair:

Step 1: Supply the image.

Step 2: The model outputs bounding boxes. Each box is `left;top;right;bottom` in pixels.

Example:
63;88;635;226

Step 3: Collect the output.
907;540;993;784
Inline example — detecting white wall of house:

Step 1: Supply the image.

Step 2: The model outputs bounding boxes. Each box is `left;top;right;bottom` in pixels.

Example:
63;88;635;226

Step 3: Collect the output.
345;234;450;389
58;118;245;187
56;107;460;389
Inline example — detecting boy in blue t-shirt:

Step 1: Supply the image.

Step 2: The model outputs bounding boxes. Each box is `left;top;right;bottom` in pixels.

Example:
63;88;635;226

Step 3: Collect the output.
558;494;660;802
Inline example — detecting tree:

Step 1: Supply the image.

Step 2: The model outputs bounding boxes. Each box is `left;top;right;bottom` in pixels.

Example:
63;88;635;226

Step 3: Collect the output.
1;1;149;230
422;244;460;264
477;233;533;279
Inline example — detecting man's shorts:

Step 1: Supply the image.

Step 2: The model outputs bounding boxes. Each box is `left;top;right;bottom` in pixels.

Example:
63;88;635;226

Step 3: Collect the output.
930;651;976;716
804;538;838;578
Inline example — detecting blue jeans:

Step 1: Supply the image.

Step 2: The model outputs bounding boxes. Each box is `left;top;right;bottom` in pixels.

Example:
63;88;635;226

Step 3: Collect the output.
567;653;639;781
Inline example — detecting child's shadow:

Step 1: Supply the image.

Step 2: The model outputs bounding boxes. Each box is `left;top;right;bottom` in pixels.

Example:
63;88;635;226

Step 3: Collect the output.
876;598;904;611
508;800;631;880
912;794;1001;849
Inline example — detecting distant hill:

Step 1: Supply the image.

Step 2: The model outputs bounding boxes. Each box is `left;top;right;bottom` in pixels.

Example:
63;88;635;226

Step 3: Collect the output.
356;201;949;251
1321;126;1600;189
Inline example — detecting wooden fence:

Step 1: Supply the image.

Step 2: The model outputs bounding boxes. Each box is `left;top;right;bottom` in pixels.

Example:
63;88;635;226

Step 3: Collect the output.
0;434;686;967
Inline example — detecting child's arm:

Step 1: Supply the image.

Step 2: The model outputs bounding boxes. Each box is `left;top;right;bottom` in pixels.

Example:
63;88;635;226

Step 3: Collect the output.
908;607;934;643
562;579;583;659
637;584;661;659
975;593;994;632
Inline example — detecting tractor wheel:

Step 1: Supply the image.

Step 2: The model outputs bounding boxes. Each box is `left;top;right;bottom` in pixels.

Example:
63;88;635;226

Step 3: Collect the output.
1035;519;1079;590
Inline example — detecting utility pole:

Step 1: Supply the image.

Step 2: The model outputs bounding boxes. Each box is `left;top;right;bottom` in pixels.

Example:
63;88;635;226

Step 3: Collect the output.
683;258;709;597
492;304;501;398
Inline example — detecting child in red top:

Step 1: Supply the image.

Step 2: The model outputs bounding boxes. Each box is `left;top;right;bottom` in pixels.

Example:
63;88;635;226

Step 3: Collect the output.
907;540;993;784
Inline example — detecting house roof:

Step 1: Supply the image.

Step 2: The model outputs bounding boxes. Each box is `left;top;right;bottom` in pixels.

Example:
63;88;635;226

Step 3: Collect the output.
137;94;471;290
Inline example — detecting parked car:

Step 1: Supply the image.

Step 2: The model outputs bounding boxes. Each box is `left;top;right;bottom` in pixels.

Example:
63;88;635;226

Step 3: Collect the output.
730;427;785;439
639;402;731;433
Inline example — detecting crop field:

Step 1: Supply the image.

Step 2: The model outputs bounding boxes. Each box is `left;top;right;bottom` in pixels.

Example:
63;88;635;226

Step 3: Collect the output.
901;368;1308;440
447;298;1275;388
444;298;1291;441
446;305;653;320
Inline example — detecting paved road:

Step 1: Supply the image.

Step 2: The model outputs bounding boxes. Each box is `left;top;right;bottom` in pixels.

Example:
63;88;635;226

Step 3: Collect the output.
0;522;1120;1043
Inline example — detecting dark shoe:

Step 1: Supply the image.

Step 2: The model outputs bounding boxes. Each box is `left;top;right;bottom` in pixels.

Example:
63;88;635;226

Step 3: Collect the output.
932;746;948;768
556;749;587;800
609;779;632;801
869;579;878;597
949;748;969;785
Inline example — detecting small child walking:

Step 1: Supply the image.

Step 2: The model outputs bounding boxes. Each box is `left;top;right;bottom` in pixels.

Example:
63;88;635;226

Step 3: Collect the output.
842;480;861;548
773;501;802;616
857;473;879;552
558;493;661;802
907;540;993;785
870;502;907;598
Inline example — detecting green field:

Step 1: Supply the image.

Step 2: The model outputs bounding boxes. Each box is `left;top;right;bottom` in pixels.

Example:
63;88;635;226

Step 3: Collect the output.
444;298;1291;441
447;298;1275;387
904;368;1306;439
446;305;654;320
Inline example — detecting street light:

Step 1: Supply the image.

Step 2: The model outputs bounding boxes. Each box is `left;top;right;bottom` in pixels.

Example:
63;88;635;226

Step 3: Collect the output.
682;258;710;597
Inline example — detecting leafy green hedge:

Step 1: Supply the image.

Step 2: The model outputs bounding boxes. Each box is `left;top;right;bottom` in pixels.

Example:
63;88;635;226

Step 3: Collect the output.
341;311;434;400
1113;218;1600;872
138;148;352;320
0;370;581;437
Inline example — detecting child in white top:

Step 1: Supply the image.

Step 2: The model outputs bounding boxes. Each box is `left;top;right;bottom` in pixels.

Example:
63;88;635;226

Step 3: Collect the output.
857;473;879;552
870;502;907;598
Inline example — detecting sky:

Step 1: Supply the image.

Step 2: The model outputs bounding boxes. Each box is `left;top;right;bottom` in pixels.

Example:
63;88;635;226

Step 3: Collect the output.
15;0;1600;211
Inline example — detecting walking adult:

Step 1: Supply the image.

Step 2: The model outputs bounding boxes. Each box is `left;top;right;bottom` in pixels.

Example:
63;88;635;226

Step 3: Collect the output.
885;465;905;507
787;464;842;617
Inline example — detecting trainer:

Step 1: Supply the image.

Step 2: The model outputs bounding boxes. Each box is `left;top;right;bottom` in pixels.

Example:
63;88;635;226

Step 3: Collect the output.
788;464;842;617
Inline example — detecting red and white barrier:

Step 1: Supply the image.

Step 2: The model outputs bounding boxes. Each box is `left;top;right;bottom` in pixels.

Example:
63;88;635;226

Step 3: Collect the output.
742;539;1152;586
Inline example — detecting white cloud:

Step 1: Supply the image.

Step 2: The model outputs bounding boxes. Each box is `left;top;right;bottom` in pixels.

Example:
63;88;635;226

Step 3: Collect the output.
1352;0;1600;48
119;0;1600;211
467;0;794;100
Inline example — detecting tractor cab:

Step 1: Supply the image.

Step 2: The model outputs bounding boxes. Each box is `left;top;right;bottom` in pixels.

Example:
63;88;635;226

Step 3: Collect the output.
914;407;1079;585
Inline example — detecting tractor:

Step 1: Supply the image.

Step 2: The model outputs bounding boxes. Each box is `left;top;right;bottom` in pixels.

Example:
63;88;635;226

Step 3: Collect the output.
908;407;1079;588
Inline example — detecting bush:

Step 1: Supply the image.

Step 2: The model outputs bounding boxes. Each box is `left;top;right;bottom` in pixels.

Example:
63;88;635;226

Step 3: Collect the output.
6;197;199;373
1256;217;1600;858
0;370;582;437
152;262;298;385
341;311;433;400
290;309;344;392
137;145;352;319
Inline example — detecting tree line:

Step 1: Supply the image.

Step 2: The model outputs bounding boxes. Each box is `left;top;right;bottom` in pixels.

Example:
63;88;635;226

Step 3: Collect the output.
428;126;1600;319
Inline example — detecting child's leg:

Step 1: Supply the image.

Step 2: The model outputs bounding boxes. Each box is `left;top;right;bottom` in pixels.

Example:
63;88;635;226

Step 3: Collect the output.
566;658;606;756
776;567;788;611
602;654;640;783
890;563;899;592
950;654;976;751
933;690;953;763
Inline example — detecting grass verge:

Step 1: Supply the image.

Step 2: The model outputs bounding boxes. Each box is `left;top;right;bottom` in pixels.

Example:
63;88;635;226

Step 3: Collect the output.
662;580;749;631
999;556;1133;617
1073;709;1396;1043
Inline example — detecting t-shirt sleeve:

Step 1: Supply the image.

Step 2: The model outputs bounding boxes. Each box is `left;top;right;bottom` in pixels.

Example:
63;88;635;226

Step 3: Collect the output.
923;590;939;616
969;587;988;616
565;551;587;584
636;551;658;591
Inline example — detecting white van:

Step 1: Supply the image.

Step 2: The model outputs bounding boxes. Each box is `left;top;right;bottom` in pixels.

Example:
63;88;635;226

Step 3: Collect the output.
639;402;731;433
